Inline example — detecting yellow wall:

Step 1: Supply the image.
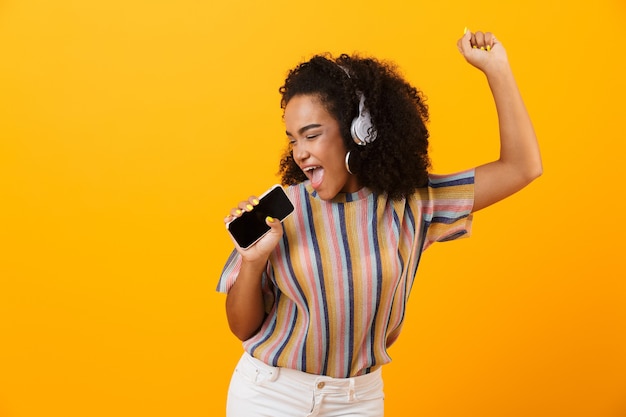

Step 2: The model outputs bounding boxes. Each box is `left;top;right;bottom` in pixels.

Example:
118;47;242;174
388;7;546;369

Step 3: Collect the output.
1;1;625;416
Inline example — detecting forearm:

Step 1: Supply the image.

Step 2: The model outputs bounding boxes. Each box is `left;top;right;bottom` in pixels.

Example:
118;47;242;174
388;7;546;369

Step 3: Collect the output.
486;63;543;182
225;259;268;341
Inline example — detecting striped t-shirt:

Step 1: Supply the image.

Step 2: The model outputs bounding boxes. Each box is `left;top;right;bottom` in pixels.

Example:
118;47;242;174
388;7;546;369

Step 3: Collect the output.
217;170;474;378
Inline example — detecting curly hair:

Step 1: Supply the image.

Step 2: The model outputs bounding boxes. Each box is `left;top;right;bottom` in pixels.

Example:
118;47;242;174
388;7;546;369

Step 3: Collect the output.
278;53;431;200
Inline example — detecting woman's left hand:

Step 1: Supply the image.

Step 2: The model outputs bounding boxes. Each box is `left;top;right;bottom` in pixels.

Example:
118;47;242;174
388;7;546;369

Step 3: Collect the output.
457;29;509;75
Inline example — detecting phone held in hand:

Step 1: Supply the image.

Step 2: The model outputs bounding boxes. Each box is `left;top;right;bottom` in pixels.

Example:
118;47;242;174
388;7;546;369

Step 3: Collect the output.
226;184;295;250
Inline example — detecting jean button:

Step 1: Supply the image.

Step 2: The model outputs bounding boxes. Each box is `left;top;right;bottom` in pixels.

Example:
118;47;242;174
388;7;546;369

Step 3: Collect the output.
317;382;325;389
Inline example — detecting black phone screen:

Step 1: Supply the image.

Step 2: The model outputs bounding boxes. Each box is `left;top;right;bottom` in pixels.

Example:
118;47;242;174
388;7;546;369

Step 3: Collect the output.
227;185;294;249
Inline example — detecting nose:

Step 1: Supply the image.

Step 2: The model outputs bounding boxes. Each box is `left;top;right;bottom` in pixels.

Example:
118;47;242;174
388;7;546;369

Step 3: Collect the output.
292;141;310;164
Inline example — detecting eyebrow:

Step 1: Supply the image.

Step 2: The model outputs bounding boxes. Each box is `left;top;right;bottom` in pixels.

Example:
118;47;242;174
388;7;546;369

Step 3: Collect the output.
285;123;322;137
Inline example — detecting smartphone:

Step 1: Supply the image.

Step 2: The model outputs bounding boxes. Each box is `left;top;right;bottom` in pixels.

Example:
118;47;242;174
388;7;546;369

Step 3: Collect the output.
226;184;295;250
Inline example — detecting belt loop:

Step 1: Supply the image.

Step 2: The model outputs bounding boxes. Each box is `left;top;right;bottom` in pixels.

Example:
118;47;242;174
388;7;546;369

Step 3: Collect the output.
348;377;356;401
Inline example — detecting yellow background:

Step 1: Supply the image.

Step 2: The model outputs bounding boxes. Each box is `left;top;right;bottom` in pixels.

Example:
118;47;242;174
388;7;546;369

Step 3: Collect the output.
1;0;625;416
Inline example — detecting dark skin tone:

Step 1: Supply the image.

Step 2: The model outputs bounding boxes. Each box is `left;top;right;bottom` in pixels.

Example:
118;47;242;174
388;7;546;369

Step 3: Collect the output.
223;30;542;341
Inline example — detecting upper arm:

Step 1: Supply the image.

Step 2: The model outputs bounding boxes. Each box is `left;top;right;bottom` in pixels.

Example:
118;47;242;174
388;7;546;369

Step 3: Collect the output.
472;159;542;213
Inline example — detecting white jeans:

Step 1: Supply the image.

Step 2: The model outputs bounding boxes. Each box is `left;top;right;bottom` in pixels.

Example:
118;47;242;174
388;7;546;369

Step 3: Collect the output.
226;352;385;416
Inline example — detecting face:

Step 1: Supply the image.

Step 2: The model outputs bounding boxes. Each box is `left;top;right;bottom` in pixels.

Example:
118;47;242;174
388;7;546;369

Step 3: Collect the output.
284;94;360;200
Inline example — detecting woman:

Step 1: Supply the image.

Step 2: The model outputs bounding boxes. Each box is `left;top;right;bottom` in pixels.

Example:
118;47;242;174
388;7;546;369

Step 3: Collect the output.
217;29;542;416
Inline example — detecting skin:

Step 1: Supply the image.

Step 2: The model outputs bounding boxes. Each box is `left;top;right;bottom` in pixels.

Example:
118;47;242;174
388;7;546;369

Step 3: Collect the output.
285;94;361;200
458;30;543;211
223;30;543;341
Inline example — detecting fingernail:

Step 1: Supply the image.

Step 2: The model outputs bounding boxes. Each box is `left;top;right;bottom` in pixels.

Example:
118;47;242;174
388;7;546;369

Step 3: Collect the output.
486;44;491;51
235;209;242;215
472;45;478;49
480;46;485;51
252;198;259;205
266;216;274;223
246;204;253;211
464;27;468;34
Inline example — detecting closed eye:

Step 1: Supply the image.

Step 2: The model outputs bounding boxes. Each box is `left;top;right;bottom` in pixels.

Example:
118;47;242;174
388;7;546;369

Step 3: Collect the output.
286;133;320;147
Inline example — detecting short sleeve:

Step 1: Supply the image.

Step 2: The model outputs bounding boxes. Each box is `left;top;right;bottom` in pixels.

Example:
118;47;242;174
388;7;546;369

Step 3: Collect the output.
216;250;275;312
422;169;475;249
216;249;241;294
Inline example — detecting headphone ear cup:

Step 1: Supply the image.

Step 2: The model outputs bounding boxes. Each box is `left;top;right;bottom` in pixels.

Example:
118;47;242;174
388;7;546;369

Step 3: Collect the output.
350;93;377;146
350;116;368;145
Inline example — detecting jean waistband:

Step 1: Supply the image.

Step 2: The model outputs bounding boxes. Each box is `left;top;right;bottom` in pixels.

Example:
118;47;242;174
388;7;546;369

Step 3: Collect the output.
242;352;382;390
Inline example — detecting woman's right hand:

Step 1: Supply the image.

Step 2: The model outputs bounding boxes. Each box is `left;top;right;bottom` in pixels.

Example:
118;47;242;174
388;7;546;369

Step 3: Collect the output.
224;196;284;263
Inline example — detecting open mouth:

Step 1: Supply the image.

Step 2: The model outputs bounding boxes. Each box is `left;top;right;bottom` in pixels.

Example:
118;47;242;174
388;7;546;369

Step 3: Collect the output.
302;166;324;188
302;166;320;176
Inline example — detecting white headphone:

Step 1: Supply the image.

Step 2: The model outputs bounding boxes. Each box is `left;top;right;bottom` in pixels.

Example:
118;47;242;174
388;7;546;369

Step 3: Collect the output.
338;64;378;146
350;92;377;146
